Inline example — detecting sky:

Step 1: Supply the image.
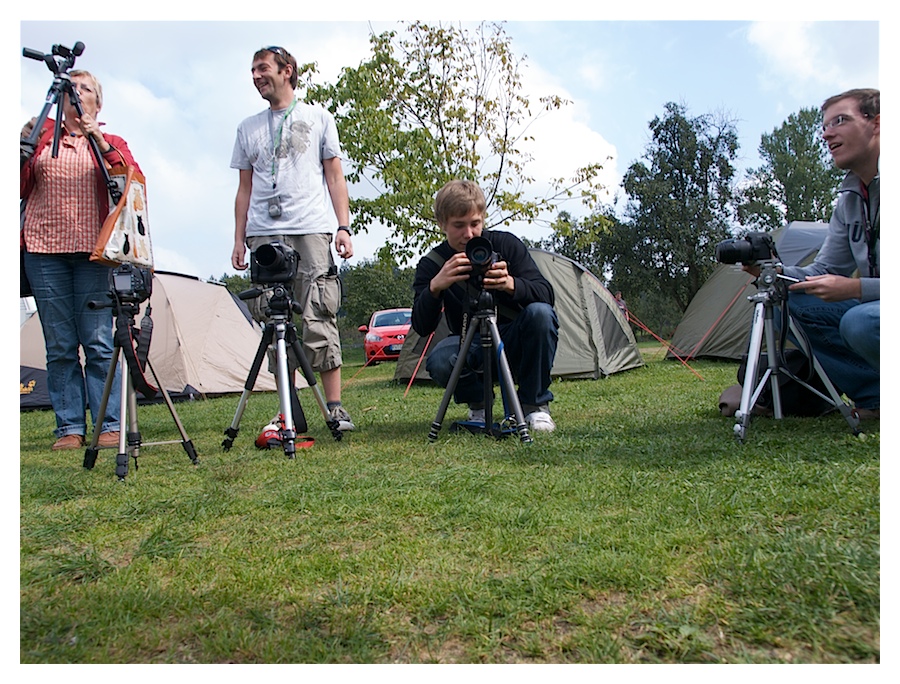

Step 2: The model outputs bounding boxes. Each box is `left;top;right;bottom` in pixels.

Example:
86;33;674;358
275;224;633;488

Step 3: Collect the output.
15;12;883;283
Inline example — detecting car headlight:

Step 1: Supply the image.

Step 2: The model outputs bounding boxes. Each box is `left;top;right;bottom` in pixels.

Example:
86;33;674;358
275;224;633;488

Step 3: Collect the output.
366;333;383;342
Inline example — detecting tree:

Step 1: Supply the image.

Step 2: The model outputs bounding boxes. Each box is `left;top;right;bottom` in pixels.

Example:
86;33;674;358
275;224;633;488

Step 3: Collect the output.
738;107;843;231
213;272;252;296
338;257;416;330
305;21;605;263
619;102;739;313
539;210;617;280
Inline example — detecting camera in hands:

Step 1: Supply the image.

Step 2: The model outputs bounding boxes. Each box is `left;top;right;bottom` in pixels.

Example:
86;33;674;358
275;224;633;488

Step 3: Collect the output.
715;232;776;265
251;241;299;284
465;236;500;288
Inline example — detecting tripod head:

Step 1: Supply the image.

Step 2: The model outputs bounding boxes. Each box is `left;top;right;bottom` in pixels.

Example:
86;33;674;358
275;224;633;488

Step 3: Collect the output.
21;42;89;164
748;259;792;306
23;41;85;75
238;283;303;320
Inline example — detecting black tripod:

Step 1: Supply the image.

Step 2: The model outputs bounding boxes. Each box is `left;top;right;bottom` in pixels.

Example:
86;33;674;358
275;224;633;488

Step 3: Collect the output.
733;261;861;442
428;289;532;443
84;278;198;480
222;283;342;458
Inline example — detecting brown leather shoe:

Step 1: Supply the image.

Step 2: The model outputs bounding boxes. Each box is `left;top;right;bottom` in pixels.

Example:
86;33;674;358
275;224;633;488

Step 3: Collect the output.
52;434;85;451
97;431;121;448
853;408;880;421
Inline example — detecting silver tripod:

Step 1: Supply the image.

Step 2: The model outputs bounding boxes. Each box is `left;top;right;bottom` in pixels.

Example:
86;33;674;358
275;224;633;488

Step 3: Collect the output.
222;283;342;458
734;261;860;442
428;289;532;443
84;290;198;481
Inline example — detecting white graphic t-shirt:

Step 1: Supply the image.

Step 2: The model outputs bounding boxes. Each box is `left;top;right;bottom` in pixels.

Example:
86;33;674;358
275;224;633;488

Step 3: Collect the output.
231;100;344;236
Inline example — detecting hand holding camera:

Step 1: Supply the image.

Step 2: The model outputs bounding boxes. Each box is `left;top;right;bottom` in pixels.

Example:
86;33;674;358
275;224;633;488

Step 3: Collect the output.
465;236;513;294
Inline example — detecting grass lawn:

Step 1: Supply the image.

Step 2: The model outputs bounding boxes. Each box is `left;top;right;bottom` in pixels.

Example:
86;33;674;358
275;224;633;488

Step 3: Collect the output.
19;343;880;663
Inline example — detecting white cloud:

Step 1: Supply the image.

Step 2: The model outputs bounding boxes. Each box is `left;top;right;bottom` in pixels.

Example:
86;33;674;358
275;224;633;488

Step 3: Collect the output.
746;22;879;96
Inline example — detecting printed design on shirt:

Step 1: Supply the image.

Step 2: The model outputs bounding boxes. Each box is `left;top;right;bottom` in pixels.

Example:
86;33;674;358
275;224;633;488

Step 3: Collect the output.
276;120;312;159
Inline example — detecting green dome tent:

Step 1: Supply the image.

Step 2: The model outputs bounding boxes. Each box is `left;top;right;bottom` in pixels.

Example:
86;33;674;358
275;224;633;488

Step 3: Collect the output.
666;222;828;361
394;249;644;384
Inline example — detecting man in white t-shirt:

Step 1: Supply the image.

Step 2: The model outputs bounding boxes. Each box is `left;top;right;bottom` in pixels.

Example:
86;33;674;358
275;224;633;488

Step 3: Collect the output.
231;46;355;430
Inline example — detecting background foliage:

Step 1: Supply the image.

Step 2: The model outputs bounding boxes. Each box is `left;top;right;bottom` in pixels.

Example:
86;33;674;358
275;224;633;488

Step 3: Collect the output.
304;21;606;262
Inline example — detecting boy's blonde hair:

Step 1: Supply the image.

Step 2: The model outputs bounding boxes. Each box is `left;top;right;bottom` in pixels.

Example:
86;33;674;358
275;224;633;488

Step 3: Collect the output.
434;180;487;226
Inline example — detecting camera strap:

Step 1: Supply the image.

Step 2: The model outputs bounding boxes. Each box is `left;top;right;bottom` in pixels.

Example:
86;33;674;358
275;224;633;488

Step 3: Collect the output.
114;308;157;398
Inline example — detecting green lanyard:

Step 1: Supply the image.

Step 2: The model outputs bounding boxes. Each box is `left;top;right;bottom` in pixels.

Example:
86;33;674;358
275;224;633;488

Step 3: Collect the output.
269;98;297;190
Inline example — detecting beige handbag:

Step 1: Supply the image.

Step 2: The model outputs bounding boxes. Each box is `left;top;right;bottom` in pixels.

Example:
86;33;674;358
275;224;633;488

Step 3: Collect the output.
90;157;153;268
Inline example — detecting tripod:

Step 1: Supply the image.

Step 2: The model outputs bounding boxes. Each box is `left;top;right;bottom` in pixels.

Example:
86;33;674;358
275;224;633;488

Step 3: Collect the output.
222;283;343;458
84;287;198;481
21;42;120;208
733;261;861;442
428;289;532;443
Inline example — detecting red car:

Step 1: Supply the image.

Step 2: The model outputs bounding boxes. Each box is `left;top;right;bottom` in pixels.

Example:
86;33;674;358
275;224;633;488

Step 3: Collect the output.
358;308;412;364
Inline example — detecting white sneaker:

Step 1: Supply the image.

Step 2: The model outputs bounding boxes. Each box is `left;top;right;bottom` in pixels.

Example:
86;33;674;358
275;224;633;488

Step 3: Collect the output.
328;405;355;431
467;407;486;424
525;410;556;432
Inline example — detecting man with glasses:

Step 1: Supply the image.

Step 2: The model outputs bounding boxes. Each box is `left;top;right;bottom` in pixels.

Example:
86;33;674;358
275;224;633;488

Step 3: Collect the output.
231;46;356;431
748;88;879;420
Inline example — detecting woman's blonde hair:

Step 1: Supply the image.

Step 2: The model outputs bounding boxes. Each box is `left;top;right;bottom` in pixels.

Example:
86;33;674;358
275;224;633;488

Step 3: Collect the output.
70;69;103;110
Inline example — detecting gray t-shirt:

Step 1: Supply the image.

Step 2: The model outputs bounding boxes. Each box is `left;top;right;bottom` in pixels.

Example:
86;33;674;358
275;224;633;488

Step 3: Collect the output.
231;100;344;236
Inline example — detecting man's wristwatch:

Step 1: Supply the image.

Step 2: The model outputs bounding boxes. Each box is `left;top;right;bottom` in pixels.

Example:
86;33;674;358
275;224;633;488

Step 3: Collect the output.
337;225;352;235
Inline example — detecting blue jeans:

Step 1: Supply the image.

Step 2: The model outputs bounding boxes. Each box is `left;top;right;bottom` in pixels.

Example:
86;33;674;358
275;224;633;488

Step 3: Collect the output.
785;292;879;410
23;252;121;437
426;302;558;412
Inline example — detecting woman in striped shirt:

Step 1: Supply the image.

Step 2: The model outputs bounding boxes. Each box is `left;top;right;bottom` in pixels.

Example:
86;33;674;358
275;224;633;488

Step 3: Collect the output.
21;70;142;452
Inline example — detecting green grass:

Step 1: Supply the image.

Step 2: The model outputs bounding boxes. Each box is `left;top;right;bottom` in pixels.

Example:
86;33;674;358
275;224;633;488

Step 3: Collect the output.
19;344;880;663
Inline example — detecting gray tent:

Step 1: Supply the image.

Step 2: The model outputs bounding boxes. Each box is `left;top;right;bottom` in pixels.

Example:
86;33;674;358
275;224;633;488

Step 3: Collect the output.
394;248;644;383
21;271;281;410
667;221;828;361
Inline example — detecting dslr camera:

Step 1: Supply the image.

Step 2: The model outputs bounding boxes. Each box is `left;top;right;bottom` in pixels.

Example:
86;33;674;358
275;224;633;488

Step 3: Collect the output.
465;236;500;288
111;263;152;304
715;232;776;265
251;241;299;284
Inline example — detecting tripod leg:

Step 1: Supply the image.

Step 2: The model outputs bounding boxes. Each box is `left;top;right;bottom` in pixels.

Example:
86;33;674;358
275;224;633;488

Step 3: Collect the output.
480;318;495;431
735;301;771;442
84;349;120;470
115;371;137;481
428;322;480;442
787;317;861;434
146;360;198;464
763;308;784;419
486;317;532;444
223;323;273;450
287;325;342;441
273;323;297;459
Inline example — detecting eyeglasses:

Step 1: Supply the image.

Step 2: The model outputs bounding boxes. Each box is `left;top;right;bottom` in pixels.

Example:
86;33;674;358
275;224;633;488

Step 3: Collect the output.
822;112;871;133
265;46;288;58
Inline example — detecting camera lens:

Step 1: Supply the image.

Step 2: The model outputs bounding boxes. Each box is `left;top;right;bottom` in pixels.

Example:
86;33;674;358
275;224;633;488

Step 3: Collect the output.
255;243;285;269
465;237;494;267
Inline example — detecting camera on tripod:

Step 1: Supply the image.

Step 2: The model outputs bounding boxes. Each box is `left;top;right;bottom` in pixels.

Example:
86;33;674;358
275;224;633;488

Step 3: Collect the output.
715;232;776;265
466;236;500;288
251;241;299;284
111;263;152;304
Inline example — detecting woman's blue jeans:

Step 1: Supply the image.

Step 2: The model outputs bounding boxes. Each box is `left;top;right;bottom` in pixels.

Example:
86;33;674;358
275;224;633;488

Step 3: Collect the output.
24;251;121;437
785;292;879;410
425;302;558;411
